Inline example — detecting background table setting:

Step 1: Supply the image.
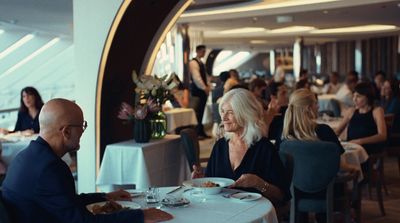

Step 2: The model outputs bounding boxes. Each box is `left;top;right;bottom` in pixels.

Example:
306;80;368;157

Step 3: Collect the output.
0;132;72;167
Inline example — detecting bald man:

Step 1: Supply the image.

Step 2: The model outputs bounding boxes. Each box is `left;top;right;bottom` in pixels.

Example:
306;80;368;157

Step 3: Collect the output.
2;99;172;223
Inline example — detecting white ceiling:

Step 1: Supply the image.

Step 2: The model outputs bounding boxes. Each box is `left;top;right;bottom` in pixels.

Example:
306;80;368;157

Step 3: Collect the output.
0;0;399;50
180;0;400;51
0;0;73;35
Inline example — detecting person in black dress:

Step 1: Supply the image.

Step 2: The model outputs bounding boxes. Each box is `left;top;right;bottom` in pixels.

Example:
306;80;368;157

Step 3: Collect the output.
192;88;290;205
1;87;44;135
336;82;387;155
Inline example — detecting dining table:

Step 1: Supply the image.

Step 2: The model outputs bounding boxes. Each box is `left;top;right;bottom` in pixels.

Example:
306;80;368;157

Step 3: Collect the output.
340;142;369;182
125;187;278;223
96;135;191;192
0;133;72;167
164;108;198;133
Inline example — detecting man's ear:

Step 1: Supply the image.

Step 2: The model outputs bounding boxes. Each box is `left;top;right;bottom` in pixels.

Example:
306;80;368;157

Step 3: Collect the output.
61;126;71;139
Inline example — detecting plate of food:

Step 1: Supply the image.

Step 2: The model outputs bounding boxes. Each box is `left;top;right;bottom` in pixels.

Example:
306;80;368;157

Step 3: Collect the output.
230;192;262;202
182;177;235;195
86;200;141;214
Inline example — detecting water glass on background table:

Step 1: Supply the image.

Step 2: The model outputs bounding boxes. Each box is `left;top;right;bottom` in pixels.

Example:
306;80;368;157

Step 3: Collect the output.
146;187;161;208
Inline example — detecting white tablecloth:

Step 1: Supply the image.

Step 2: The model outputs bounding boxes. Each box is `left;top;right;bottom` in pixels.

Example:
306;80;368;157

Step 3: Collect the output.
164;108;198;133
96;135;190;191
134;187;278;223
1;135;72;167
341;142;369;182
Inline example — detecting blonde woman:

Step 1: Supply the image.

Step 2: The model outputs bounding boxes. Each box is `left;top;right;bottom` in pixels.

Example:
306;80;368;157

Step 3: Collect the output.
192;88;290;205
279;88;357;172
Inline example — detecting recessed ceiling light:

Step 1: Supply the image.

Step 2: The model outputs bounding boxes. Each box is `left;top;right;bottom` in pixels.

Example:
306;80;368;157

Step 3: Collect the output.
0;34;34;60
219;27;266;34
269;26;315;34
0;29;4;34
310;24;397;34
323;10;329;14
250;40;268;44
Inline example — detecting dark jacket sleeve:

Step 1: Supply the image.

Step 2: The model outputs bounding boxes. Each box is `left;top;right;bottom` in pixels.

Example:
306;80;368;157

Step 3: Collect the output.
35;162;144;223
77;193;107;206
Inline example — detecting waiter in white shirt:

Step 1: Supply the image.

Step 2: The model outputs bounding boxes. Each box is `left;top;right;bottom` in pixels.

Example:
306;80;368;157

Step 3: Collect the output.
189;45;211;139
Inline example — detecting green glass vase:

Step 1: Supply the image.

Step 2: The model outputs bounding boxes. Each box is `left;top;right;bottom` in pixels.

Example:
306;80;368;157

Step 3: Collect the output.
133;119;151;143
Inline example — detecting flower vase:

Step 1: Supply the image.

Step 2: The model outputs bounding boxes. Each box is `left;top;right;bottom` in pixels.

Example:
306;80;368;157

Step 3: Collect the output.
150;110;167;139
134;119;151;143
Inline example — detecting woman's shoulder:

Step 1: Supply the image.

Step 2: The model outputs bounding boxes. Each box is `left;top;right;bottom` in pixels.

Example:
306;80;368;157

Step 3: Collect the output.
372;106;385;116
254;137;275;149
316;123;334;132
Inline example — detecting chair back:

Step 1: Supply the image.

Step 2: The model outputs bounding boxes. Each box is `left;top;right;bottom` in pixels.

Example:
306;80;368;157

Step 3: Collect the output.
278;151;294;188
0;191;11;223
180;128;200;171
280;140;341;193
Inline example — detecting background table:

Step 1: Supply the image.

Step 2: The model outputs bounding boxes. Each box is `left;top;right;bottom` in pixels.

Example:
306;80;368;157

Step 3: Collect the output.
135;187;278;223
96;135;190;191
341;142;369;182
164;108;198;133
1;135;72;167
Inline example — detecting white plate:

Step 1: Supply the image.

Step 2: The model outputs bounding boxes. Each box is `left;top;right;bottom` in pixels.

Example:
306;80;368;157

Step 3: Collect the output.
86;201;141;213
125;189;145;198
231;192;262;201
182;177;235;195
161;197;190;208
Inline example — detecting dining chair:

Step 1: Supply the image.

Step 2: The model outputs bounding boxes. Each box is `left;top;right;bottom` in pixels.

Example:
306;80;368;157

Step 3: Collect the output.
280;140;350;223
180;128;209;171
277;151;294;220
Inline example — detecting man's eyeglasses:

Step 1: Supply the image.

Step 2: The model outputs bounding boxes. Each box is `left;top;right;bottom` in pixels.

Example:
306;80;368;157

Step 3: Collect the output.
60;121;88;132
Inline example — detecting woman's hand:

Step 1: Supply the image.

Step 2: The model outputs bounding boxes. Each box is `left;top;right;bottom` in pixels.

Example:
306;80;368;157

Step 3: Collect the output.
106;189;132;201
231;174;263;189
0;128;9;135
21;129;34;136
191;165;204;179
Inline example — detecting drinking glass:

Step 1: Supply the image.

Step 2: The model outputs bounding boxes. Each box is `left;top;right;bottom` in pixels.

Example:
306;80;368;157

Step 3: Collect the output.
146;187;161;208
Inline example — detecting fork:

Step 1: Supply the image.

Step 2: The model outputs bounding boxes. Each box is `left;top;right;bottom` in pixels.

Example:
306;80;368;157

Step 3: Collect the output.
239;195;252;200
222;191;240;198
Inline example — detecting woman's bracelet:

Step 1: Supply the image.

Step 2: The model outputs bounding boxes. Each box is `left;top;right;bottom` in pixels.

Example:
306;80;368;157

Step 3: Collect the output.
260;181;270;193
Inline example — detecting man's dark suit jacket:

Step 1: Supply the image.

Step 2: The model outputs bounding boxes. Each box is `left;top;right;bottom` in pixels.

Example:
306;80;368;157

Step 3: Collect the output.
2;137;144;223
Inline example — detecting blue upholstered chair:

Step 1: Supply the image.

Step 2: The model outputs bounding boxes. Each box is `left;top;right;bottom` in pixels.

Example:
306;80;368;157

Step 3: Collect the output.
280;140;341;223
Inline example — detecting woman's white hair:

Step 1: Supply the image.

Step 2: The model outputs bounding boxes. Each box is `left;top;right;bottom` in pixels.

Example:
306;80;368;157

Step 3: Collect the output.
219;88;266;146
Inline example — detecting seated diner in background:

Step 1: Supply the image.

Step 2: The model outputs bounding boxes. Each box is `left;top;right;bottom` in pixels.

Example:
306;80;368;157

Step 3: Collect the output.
277;88;358;173
336;70;359;109
2;98;172;223
322;71;342;94
335;82;387;155
380;79;400;133
0;87;44;136
191;88;291;206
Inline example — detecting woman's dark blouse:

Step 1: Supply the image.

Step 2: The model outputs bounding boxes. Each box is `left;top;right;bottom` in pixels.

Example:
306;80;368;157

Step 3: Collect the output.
14;111;40;133
205;137;291;202
347;109;382;154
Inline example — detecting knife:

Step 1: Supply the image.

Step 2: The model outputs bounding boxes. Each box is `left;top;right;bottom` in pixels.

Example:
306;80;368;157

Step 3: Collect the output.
166;186;183;195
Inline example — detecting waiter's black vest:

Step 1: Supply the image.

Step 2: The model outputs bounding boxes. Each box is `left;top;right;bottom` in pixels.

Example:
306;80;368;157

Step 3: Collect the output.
190;58;208;96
